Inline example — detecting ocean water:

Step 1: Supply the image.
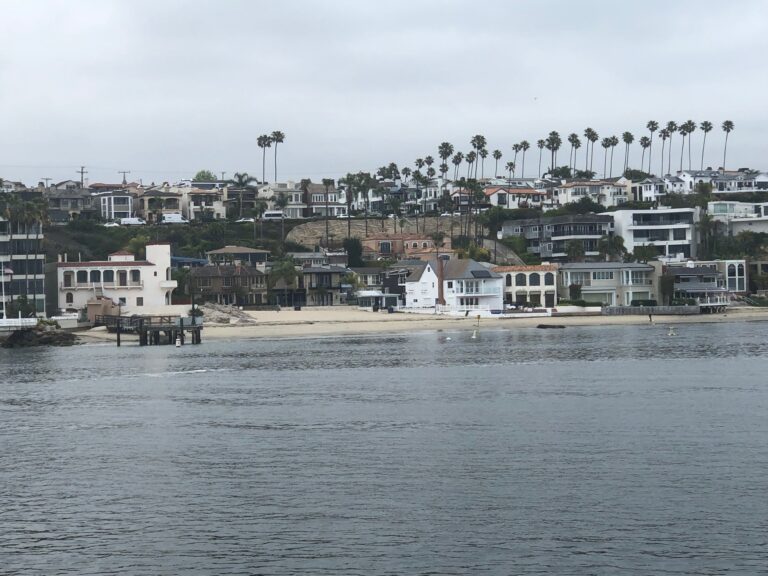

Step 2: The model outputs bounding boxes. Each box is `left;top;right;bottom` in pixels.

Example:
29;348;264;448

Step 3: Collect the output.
1;322;768;575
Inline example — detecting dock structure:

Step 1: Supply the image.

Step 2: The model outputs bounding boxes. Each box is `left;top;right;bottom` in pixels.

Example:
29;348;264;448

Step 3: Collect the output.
0;318;39;332
95;315;203;346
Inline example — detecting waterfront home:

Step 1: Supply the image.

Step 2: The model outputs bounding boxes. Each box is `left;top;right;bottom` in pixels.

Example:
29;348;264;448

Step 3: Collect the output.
190;264;268;306
404;258;503;313
492;264;559;308
612;207;699;260
56;243;177;315
663;262;729;311
301;266;348;306
558;261;659;306
1;215;46;317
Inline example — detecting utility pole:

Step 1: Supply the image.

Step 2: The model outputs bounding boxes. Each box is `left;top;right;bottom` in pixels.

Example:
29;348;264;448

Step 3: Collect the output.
76;165;88;188
118;170;131;185
220;171;227;181
41;177;52;188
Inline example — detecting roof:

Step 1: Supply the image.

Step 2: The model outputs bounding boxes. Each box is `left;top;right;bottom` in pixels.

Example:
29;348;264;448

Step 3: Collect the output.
108;250;134;256
191;265;265;277
492;264;559;273
301;266;348;274
559;262;653;271
484;186;543;196
58;261;153;268
350;267;384;274
207;246;270;255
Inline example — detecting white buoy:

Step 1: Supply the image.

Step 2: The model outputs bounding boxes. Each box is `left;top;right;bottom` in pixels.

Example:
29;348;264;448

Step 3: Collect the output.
471;330;478;339
445;336;452;341
175;336;181;347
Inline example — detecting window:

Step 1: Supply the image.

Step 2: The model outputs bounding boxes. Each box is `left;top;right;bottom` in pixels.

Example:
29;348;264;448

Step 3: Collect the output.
154;271;158;277
130;270;141;283
199;277;211;288
76;270;87;284
515;273;527;286
529;273;540;286
118;297;126;305
544;273;554;286
103;270;114;283
422;242;428;248
223;277;233;287
506;274;512;287
65;292;73;304
379;241;391;255
447;281;453;288
136;297;144;306
593;271;614;280
89;270;101;283
673;228;687;241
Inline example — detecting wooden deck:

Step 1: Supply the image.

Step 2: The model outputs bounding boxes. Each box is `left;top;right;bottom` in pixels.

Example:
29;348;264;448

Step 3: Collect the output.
94;315;203;346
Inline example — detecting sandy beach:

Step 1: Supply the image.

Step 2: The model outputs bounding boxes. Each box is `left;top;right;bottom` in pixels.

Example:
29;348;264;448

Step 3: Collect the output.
75;306;768;344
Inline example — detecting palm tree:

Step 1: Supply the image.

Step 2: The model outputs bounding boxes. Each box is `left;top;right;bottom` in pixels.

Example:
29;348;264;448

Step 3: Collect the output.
401;166;412;183
666;121;678;174
721;120;734;170
519;140;530;178
492;149;502;177
639;136;651;172
470;135;487;178
438;142;454;180
646;121;659;174
452;152;463;181
322;178;334;245
658;129;670;176
465;151;477;179
228;172;257;219
601;138;611;178
270;131;285;182
537;139;545;177
545;131;561;175
511;143;521;176
415;157;425;175
257;135;272;183
622;132;634;174
584;128;599;173
683;120;696;170
269;257;297;307
505;161;515;180
571;136;582;175
478;148;488;179
699;121;713;170
609;136;619;177
567;133;579;172
678;122;689;172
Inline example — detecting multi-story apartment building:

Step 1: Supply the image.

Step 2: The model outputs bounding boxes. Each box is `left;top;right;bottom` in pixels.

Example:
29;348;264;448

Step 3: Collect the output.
92;190;134;221
708;200;768;235
612;207;699;260
501;214;615;260
0;215;46;317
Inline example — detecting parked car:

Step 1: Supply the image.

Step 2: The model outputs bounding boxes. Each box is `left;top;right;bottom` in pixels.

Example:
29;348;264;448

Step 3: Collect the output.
235;217;255;223
262;210;285;221
103;222;121;227
336;213;350;219
120;217;146;226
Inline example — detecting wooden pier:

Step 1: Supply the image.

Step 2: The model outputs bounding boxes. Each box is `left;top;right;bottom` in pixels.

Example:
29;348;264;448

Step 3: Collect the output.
95;315;202;346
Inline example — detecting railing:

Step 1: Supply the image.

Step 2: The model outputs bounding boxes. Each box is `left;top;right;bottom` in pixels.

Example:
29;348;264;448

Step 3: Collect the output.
450;289;502;296
0;318;38;331
61;281;144;290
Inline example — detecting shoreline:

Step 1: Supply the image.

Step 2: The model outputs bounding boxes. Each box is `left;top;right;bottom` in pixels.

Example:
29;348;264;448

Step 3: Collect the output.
74;306;768;344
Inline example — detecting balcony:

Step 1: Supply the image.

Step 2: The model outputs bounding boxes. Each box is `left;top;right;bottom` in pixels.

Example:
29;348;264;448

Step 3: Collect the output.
61;281;144;290
160;280;178;289
449;288;501;297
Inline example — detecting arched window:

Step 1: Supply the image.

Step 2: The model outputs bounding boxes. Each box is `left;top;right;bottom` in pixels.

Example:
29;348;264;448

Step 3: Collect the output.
63;272;74;288
506;274;512;287
515;273;526;286
738;263;745;276
728;264;736;276
76;270;87;284
529;273;541;286
103;270;114;283
544;272;554;286
130;270;141;283
422;242;428;248
65;292;74;304
89;270;101;283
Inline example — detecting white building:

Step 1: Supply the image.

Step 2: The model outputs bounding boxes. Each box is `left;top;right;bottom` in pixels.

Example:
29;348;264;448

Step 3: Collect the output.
553;180;627;208
612;207;699;260
92;190;134;221
404;259;503;314
492;264;559;308
558;262;659;306
708;200;768;235
57;243;177;315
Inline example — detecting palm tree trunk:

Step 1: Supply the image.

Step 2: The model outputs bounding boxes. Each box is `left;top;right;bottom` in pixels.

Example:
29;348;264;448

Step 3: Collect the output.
668;135;673;175
660;140;666;176
680;137;685;172
521;151;526;178
538;149;543;177
641;149;646;173
648;137;653;175
262;149;267;183
609;147;615;178
274;143;278;182
688;136;693;170
700;133;707;170
723;132;729;170
603;149;607;178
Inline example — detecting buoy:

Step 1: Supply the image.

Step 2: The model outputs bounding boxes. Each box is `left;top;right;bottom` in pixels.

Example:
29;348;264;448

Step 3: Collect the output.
445;336;452;341
175;336;181;347
471;330;477;339
667;327;676;337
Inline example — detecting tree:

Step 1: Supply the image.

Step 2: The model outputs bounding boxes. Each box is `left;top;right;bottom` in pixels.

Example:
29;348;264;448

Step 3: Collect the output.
639;136;651;173
322;178;334;245
683;120;696;170
699;121;713;170
565;240;585;262
722;120;735;170
343;237;364;267
601;137;611;178
438;142;454;176
452;152;463;181
492;149;502;178
512;143;521;176
677;122;689;172
545;131;561;175
505;161;515;180
271;131;285;182
269;257;297;306
551;166;572;179
609;135;619;178
274;192;288;243
597;234;626;261
632;244;658;263
567;133;579;172
470;135;487;179
666;121;678;175
646;120;659;174
622;132;634;174
192;170;216;182
257;135;272;183
584;128;599;173
536;139;545;177
519;140;530;178
658;129;670;176
228;172;257;219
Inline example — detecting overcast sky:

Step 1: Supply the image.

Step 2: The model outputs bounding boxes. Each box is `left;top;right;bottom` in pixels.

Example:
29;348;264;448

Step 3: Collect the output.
1;0;766;187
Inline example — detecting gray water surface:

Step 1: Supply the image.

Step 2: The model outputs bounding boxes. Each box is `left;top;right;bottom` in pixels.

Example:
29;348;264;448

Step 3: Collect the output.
2;322;768;575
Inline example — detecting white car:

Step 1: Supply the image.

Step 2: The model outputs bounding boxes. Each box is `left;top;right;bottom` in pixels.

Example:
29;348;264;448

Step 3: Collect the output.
235;217;255;223
103;222;121;227
336;213;350;219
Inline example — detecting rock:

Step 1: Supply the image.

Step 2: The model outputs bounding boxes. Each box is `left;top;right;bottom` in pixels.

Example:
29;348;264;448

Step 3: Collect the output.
2;327;78;348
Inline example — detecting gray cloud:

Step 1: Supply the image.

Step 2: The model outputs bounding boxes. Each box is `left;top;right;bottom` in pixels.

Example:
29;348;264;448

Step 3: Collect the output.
1;0;765;186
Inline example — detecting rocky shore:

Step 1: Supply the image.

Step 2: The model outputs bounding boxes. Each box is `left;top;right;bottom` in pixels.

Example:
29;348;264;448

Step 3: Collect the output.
2;326;78;348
